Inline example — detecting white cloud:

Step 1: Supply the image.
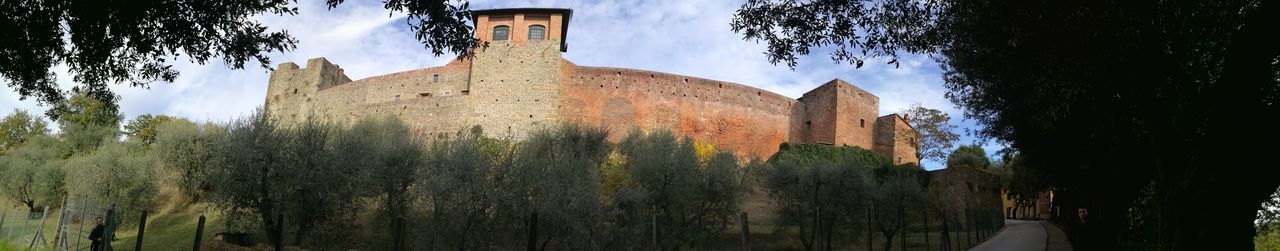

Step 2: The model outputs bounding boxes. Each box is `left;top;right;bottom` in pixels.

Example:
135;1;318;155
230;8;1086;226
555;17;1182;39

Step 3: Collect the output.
1;0;990;169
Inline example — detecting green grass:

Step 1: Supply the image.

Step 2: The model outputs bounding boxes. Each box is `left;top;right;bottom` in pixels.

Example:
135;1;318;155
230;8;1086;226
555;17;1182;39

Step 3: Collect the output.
0;200;225;250
0;202;66;250
108;210;224;251
736;222;999;251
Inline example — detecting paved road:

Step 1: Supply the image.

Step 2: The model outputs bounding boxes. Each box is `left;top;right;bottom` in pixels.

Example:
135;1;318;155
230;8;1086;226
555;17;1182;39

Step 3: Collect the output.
969;220;1049;251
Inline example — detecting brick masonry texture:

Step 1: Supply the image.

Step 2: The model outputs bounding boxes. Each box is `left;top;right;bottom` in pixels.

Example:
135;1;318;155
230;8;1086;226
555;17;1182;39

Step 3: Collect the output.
264;9;920;163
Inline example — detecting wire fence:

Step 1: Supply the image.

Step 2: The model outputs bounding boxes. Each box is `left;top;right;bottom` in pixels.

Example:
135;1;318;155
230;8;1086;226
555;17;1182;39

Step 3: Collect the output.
0;197;108;251
739;207;1006;251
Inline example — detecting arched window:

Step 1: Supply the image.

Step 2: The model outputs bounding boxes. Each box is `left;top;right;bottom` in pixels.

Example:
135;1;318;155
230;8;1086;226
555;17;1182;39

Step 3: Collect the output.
528;25;546;40
492;26;510;41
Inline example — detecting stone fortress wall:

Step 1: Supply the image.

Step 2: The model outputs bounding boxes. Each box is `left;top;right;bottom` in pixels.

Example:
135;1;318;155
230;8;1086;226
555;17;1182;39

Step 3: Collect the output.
263;8;920;163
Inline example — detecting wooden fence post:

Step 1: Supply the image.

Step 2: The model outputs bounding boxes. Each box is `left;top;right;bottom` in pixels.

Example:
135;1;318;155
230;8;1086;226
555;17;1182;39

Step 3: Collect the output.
134;210;148;251
193;215;206;251
274;213;284;251
75;198;89;251
924;209;929;251
652;211;658;249
28;207;49;249
867;207;873;251
104;203;116;251
740;212;750;251
527;212;538;251
900;207;906;251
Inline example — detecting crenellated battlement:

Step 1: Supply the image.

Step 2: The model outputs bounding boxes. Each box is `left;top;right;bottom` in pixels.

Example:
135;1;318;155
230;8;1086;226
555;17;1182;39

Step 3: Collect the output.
265;57;353;123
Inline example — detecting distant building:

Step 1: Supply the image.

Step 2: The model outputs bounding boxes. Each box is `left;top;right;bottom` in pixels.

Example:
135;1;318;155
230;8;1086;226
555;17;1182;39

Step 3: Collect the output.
1002;190;1055;220
930;165;1002;212
263;8;919;162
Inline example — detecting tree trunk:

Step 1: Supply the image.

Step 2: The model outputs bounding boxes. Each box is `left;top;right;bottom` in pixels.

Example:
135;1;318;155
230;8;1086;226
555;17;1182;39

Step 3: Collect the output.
1158;0;1280;249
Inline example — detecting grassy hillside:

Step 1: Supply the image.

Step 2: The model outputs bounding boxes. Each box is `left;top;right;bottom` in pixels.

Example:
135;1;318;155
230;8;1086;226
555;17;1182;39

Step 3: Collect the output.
108;209;225;251
0;196;225;250
767;142;890;167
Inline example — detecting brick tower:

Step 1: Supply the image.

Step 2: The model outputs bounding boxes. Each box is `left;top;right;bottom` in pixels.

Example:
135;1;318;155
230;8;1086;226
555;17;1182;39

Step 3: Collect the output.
466;8;572;139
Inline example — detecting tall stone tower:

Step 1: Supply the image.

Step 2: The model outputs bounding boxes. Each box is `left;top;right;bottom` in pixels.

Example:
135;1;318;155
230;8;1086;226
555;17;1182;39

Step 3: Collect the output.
466;8;572;138
264;58;352;123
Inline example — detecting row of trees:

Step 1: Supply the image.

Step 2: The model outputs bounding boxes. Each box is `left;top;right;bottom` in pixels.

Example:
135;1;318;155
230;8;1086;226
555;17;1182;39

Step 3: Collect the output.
139;109;748;249
765;143;942;251
2;99;984;250
0;95;160;234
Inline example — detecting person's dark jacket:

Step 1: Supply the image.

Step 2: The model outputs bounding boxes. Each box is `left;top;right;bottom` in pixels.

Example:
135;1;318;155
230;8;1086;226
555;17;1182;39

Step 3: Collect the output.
89;224;105;242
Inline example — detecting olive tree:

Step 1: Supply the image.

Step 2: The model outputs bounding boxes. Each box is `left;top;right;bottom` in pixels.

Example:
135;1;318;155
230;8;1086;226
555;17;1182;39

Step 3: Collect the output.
152;119;223;201
0;135;63;211
277;116;364;246
333;116;424;250
64;141;158;227
207;109;363;246
870;165;930;251
615;129;744;249
0;109;50;155
210;110;370;246
766;159;873;251
417;126;518;249
511;124;610;250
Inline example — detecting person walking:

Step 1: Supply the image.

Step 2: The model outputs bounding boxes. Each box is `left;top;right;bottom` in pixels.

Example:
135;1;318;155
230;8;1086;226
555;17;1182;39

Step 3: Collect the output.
88;217;105;251
1068;207;1093;250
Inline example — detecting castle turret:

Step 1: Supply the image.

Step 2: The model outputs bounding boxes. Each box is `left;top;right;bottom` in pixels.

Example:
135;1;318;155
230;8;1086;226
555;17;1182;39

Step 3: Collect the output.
796;79;881;148
874;114;921;165
265;57;352;123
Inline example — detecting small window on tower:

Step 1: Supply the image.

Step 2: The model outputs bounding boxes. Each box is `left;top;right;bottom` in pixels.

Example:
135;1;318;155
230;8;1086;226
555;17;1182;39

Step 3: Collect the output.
433;74;439;82
528;25;546;40
493;26;510;40
860;119;865;128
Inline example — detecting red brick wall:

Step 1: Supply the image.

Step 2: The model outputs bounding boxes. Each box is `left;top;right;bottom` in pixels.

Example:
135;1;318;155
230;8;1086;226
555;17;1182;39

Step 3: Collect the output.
559;62;798;159
475;13;564;45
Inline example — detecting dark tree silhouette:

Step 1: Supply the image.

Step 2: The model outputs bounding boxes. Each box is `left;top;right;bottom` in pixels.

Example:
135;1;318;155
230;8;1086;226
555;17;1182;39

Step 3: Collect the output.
1;0;478;119
733;0;1279;249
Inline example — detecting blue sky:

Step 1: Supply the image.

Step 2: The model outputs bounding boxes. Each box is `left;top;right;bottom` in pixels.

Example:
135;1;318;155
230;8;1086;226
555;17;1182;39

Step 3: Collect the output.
0;0;1002;170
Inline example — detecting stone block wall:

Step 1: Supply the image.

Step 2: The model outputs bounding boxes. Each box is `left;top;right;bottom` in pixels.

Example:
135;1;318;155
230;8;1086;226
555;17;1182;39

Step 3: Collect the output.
265;58;353;124
930;166;1003;212
466;40;563;139
874;114;921;165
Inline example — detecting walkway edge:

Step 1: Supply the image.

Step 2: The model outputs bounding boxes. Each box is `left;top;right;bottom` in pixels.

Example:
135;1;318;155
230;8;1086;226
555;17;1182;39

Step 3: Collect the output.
1041;222;1050;251
1040;221;1074;251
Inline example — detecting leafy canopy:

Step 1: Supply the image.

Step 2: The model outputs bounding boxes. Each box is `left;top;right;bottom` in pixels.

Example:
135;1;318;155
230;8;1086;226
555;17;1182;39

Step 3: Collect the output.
0;109;50;155
901;104;958;163
732;0;1279;248
3;1;479;118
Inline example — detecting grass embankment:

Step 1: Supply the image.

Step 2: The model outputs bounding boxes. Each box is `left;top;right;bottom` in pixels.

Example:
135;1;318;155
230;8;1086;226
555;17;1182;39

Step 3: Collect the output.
0;200;64;251
0;194;225;250
108;209;224;250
